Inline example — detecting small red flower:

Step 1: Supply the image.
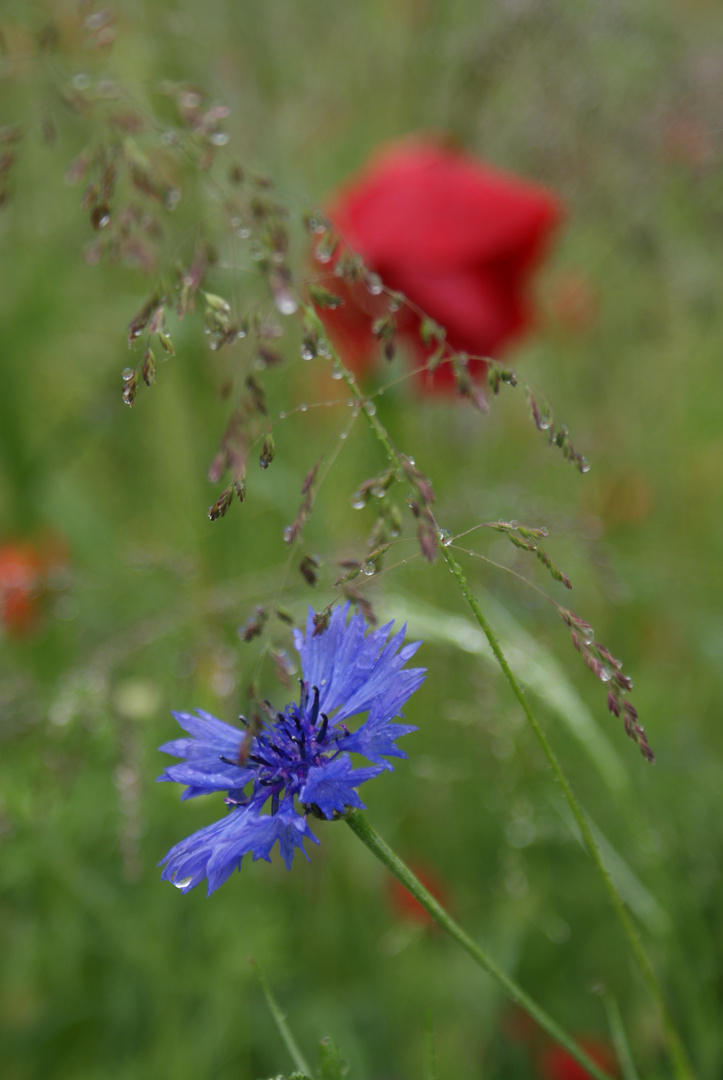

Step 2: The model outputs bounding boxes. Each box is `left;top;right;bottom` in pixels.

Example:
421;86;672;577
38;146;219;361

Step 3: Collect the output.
0;537;67;636
387;861;449;927
539;1039;616;1080
0;542;44;635
315;138;561;389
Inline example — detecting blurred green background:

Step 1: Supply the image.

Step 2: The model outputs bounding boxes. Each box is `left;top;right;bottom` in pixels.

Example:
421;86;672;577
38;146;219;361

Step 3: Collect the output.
1;1;723;1078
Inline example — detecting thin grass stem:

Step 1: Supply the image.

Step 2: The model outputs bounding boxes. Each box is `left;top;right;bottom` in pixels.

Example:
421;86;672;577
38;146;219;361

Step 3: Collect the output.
250;958;313;1078
345;810;613;1080
305;307;695;1080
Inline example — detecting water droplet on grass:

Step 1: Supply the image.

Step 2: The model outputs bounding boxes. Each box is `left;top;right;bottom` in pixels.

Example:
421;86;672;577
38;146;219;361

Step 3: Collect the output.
275;290;298;316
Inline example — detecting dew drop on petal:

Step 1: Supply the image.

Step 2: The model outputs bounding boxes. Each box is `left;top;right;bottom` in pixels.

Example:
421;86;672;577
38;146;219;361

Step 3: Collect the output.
172;877;193;890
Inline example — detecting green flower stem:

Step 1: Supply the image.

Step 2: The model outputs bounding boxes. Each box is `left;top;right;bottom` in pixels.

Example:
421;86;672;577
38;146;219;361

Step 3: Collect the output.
306;310;695;1080
603;993;641;1080
345;810;613;1080
251;958;313;1078
438;546;693;1080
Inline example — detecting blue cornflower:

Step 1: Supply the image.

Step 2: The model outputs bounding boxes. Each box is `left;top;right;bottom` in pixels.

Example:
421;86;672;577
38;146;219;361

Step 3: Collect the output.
158;604;425;894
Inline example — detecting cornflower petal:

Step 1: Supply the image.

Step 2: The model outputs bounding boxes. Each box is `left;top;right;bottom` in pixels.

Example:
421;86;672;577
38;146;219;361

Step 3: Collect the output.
293;605;425;724
168;709;245;750
160;759;255;795
337;709;418;769
204;801;318;892
300;755;384;817
157;709;251;798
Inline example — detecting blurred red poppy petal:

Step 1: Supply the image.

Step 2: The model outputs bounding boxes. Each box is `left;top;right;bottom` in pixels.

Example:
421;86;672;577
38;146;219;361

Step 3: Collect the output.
539;1040;617;1080
317;137;562;388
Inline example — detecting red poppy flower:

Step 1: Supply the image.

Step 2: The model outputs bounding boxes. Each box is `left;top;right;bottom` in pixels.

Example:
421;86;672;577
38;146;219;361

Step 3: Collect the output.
314;138;561;390
539;1039;616;1080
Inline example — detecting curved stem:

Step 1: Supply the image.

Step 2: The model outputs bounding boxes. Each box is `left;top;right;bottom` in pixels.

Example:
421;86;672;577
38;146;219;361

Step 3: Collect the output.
251;958;313;1078
345;810;614;1080
438;545;693;1080
306;309;694;1080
